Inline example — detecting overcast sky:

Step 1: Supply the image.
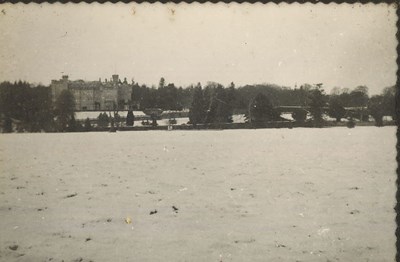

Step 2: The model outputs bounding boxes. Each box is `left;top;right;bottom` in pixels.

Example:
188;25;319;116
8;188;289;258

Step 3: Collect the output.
0;3;397;94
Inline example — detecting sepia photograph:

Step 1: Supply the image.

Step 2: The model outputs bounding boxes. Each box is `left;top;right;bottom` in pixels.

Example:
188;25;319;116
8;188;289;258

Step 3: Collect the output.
0;2;397;261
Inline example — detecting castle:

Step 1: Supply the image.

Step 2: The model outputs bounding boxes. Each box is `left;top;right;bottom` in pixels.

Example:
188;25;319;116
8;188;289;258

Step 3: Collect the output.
51;75;133;111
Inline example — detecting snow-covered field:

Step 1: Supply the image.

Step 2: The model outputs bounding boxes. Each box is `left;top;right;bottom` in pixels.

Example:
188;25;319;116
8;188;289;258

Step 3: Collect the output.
0;127;396;261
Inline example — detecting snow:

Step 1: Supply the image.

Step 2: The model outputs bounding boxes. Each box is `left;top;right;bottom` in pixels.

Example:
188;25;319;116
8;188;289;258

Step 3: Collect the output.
158;117;189;126
231;114;246;123
0;127;396;261
75;111;147;120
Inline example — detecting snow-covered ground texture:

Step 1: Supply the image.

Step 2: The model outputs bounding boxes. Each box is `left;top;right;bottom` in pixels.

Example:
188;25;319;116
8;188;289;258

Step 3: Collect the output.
0;127;396;262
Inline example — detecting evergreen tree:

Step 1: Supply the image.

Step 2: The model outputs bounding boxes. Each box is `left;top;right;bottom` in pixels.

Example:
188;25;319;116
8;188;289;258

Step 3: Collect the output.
54;90;76;132
382;86;395;120
66;116;78;132
248;93;276;124
0;81;54;132
308;85;326;127
202;83;234;124
189;83;206;126
114;112;121;128
84;117;92;131
328;98;346;122
3;116;12;133
368;95;384;126
126;110;135;126
97;112;109;127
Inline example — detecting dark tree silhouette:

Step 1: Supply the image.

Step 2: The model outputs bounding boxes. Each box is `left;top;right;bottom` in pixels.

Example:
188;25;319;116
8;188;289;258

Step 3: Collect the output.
328;99;346;122
189;83;206;126
349;86;369;107
382;86;395;120
248;93;276;124
3;116;12;133
346;118;356;128
126;110;135;126
308;85;326;127
67;116;81;132
203;83;234;124
97;112;109;127
292;109;307;122
368;95;384;127
54;90;76;131
84;118;92;131
0;81;54;132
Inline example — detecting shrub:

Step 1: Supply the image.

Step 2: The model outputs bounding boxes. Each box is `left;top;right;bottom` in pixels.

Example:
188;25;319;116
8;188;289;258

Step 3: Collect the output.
84;118;92;131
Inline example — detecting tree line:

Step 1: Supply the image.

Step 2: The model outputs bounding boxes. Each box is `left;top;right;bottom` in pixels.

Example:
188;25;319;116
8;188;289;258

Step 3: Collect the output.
188;82;396;127
0;78;396;132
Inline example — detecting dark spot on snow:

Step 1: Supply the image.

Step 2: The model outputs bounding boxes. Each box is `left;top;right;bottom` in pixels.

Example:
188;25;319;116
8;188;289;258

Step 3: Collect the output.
36;192;45;196
350;210;360;215
65;193;77;198
73;258;83;262
349;187;360;190
16;186;25;189
85;238;91;242
150;210;158;215
148;190;155;194
10;177;17;180
9;244;18;251
172;206;179;213
230;188;236;191
106;218;112;222
234;238;255;244
275;243;286;248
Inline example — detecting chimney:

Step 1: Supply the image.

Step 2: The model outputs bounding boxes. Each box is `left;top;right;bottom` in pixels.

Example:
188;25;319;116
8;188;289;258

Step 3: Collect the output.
112;74;119;83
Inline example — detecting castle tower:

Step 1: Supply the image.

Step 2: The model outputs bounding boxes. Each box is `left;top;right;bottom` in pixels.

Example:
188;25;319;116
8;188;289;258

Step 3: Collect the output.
51;75;69;102
62;75;69;82
112;74;119;84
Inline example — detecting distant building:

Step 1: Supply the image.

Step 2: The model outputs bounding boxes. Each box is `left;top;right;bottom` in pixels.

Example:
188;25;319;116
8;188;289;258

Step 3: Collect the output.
51;75;133;111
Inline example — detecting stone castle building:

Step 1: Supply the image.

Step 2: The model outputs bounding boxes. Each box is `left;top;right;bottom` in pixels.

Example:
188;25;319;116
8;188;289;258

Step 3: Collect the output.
51;74;133;111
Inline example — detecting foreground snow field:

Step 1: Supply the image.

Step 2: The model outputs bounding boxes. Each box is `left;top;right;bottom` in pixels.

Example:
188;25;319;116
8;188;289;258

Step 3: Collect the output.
0;127;396;262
